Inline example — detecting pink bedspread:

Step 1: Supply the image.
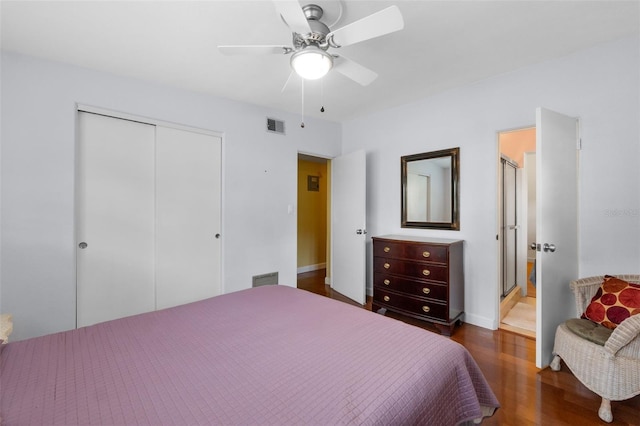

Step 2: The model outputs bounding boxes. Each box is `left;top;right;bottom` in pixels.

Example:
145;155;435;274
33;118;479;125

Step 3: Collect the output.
1;285;498;425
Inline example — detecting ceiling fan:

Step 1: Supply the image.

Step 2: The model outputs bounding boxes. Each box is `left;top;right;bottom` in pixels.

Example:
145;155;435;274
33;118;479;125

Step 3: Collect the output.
218;1;404;87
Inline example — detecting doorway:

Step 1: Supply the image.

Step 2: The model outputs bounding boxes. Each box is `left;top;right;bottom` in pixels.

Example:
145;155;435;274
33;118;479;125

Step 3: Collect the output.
497;127;537;338
297;154;331;290
297;149;368;306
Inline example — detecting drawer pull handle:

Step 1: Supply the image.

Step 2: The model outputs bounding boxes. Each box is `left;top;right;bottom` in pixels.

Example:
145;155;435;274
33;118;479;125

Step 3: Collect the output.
383;279;390;285
384;263;390;269
422;306;430;313
383;295;390;302
422;251;430;258
422;269;430;276
422;287;430;294
384;246;391;253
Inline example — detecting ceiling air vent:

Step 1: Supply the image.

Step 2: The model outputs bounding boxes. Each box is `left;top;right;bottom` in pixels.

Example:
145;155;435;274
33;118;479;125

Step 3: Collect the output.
267;117;285;135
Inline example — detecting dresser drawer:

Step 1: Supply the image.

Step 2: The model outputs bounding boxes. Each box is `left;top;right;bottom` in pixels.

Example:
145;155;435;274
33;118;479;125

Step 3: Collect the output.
373;241;448;263
374;274;447;301
373;257;448;283
374;290;448;321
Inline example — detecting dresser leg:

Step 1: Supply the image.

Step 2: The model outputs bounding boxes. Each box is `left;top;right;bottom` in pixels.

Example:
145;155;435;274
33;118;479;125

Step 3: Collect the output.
371;303;387;315
434;323;452;336
372;303;387;315
434;321;461;336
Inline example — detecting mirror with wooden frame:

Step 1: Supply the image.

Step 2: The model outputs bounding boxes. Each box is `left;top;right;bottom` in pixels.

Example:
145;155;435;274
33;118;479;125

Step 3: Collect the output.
401;147;460;230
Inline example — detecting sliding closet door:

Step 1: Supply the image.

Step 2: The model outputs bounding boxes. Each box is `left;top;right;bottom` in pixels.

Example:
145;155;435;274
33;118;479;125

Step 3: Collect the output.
155;127;222;309
77;112;156;327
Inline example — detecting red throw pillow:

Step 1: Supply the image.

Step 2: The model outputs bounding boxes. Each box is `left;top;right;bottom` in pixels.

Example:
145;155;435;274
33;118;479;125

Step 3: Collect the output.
582;275;640;329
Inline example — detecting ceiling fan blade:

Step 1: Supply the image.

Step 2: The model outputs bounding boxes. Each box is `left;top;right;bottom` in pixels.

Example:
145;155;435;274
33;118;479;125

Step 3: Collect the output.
218;45;289;55
333;56;378;86
328;6;404;48
273;0;311;35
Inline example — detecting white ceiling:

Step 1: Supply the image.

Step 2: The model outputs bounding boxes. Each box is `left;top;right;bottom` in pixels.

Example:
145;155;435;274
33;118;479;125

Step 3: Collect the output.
2;1;638;122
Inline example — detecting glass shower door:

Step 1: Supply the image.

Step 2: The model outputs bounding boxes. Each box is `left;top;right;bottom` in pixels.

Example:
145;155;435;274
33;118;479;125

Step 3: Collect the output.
501;156;518;297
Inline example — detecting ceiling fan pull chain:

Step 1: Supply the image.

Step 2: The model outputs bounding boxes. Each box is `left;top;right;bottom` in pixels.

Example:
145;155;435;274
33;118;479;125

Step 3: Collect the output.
320;78;325;113
300;79;305;128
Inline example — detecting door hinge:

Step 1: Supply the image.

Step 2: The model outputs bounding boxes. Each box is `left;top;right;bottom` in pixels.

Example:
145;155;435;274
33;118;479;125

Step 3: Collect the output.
577;138;582;150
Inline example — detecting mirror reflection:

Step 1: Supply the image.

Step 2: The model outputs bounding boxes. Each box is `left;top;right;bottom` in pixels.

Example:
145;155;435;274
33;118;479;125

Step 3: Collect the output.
401;148;460;230
406;157;452;222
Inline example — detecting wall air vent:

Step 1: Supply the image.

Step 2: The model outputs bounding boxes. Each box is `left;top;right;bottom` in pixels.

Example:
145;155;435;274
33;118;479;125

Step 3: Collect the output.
252;272;278;287
266;118;285;135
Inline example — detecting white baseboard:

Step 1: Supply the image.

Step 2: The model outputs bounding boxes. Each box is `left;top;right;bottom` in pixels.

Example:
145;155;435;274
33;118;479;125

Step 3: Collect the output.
464;313;498;330
297;263;326;274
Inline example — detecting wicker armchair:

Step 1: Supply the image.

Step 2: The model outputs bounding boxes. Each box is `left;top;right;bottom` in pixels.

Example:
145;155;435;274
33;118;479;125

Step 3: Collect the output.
550;275;640;423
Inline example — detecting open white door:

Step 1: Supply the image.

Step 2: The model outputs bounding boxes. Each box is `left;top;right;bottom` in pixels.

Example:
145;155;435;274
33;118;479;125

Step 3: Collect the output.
331;150;367;305
535;108;579;368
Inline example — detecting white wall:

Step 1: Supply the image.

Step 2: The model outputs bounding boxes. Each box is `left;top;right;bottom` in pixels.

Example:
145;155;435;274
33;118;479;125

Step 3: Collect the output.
1;52;342;341
343;36;640;329
3;36;639;340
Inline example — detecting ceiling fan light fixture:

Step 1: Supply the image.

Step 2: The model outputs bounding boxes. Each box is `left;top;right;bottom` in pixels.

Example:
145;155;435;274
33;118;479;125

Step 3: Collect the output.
290;47;333;80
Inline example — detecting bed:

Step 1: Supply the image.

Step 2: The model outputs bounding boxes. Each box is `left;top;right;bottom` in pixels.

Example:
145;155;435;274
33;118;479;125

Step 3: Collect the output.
1;285;499;425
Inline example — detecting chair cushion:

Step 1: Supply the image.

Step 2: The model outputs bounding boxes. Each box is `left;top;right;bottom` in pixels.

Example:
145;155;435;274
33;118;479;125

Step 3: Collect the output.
565;318;613;346
582;275;640;329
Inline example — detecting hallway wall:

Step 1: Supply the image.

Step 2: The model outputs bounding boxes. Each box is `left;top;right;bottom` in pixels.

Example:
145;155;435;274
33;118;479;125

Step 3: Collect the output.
297;158;328;271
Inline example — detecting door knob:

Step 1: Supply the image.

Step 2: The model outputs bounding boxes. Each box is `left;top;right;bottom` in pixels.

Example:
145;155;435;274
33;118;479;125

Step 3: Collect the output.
530;242;538;250
78;242;88;249
543;243;556;253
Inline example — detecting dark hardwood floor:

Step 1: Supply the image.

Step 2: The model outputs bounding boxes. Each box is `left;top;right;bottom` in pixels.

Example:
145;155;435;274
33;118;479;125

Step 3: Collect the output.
297;269;640;426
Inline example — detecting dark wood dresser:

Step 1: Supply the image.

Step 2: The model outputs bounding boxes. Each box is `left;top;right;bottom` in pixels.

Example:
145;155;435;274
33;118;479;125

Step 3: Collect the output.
372;235;464;336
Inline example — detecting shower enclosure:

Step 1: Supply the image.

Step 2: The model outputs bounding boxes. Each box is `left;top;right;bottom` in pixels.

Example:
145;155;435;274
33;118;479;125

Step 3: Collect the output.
500;156;518;298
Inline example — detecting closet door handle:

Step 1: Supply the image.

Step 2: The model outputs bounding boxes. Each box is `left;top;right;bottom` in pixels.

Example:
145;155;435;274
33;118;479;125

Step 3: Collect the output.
78;242;88;249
